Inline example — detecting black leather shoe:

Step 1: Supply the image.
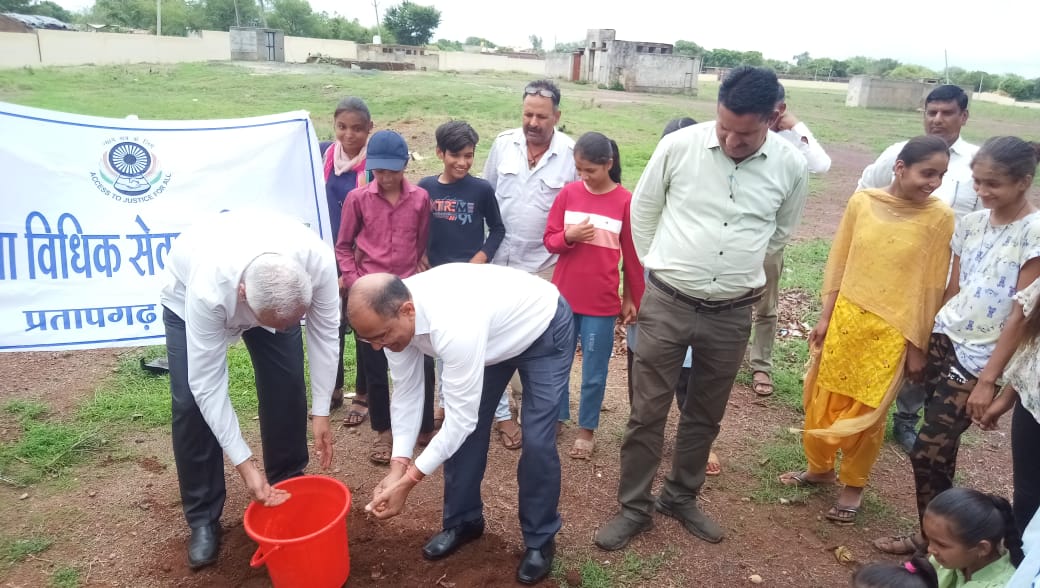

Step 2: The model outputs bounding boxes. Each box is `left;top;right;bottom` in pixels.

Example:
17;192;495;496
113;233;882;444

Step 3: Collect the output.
422;517;485;560
517;539;555;585
187;524;221;570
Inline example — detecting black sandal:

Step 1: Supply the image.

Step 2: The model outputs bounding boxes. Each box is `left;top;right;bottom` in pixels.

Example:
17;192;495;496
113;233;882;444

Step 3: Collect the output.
343;397;368;427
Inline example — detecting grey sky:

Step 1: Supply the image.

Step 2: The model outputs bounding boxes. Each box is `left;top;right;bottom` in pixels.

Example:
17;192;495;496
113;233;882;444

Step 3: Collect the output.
332;0;1037;77
55;0;1039;77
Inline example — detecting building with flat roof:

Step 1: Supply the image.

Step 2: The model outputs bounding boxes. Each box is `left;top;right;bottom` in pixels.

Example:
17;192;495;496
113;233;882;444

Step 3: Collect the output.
546;29;700;95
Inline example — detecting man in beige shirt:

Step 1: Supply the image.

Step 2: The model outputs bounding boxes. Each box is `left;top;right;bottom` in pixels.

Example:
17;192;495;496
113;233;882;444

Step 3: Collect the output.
595;66;808;551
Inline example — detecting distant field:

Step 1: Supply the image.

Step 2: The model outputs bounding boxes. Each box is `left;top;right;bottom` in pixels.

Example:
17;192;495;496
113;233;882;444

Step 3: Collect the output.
2;62;1038;183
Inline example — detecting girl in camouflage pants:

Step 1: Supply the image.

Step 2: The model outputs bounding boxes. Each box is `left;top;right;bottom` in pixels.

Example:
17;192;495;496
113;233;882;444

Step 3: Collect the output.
876;136;1040;555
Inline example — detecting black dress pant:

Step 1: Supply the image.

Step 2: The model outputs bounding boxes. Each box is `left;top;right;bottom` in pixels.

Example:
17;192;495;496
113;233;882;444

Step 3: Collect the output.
164;307;309;529
356;338;435;433
1013;400;1040;534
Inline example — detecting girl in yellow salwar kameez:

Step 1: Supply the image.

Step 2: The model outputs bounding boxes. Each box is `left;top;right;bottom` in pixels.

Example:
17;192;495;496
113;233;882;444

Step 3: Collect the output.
779;136;955;524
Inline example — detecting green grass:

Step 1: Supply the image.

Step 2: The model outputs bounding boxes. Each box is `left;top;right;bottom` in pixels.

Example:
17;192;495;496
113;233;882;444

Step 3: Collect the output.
769;339;812;411
749;429;819;505
3;400;49;424
780;239;829;295
736;239;827;407
50;566;81;588
553;549;675;587
3;64;1035;188
0;535;52;566
747;427;910;530
0;330;358;485
78;348;174;427
0;400;107;485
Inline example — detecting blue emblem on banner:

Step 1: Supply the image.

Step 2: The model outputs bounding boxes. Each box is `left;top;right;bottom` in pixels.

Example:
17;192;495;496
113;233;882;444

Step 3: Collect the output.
92;137;172;203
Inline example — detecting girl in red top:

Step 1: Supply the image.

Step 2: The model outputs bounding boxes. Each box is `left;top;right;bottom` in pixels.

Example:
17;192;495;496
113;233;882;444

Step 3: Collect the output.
544;132;645;460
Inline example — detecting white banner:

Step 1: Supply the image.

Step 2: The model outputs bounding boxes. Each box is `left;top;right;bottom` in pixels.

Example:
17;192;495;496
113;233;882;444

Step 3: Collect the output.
0;102;330;352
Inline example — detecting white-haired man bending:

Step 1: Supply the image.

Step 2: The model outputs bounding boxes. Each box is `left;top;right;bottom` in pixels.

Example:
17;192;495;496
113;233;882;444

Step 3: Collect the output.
160;209;340;569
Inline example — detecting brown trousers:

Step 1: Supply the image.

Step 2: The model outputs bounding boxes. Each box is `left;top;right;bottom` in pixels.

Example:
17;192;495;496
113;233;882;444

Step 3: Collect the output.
618;279;752;521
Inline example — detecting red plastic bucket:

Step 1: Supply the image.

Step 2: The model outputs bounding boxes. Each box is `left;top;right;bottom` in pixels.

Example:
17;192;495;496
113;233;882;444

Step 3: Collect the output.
244;475;351;588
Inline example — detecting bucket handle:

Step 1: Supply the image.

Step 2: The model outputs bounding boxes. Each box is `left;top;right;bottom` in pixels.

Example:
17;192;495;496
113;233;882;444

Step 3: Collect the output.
250;544;282;568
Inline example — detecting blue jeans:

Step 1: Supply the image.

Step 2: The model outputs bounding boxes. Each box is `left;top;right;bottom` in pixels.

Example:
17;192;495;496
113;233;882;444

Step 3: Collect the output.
442;296;574;549
558;313;616;430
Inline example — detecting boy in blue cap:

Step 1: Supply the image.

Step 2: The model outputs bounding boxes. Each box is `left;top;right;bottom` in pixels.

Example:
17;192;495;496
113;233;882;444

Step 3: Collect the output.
335;130;436;464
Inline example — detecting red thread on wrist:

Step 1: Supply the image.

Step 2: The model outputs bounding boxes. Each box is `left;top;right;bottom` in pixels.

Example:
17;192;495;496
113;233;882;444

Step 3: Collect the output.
390;457;411;467
407;466;424;483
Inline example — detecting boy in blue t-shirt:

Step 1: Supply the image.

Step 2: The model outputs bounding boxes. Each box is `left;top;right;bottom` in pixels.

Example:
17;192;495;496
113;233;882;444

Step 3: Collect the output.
417;121;520;448
419;121;505;266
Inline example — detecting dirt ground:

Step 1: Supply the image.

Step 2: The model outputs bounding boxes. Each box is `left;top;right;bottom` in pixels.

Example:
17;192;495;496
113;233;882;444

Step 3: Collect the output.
0;146;1017;587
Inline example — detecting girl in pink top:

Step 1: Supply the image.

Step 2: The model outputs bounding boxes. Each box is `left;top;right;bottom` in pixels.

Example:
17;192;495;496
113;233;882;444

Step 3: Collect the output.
544;132;645;460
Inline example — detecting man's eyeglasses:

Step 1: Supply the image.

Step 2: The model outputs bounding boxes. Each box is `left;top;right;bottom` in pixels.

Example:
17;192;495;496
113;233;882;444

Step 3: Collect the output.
525;86;557;101
357;330;389;346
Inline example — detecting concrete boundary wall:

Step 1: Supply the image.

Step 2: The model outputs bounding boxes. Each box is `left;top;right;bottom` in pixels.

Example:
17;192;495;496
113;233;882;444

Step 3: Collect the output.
35;29;229;67
0;32;40;67
0;31;546;74
439;52;544;74
284;37;358;63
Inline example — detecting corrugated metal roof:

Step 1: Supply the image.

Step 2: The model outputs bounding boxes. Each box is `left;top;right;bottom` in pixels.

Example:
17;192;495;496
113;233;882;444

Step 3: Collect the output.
2;12;73;30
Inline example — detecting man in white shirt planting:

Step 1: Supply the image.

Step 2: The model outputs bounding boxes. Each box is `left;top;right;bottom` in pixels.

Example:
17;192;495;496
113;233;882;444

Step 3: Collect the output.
349;264;574;585
160;209;339;569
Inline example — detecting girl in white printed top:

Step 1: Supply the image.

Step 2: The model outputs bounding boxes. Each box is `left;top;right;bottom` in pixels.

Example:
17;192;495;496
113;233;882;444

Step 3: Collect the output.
876;137;1040;555
979;273;1040;535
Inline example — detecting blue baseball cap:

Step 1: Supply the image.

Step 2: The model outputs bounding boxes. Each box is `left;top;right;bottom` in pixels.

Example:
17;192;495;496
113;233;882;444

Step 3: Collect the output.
366;130;410;172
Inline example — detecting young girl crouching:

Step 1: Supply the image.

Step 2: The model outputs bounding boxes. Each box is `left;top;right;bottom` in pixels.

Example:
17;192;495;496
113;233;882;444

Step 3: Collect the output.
924;487;1022;587
852;556;938;588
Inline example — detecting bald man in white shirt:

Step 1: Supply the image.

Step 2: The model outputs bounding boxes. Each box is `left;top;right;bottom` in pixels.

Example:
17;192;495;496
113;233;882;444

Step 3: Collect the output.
160;209;339;569
349;264;574;585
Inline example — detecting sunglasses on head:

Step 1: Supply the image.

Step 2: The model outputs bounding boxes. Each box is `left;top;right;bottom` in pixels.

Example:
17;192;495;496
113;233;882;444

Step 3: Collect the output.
525;86;556;100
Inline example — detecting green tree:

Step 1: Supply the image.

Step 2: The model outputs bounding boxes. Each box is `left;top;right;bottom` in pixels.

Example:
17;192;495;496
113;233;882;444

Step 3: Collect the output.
94;0;152;29
435;38;462;51
267;0;317;36
998;74;1037;100
764;58;791;73
674;39;703;56
792;51;811;67
184;0;261;31
827;58;844;77
156;0;191;34
703;48;744;68
874;58;901;77
552;40;582;52
529;34;542;52
886;64;938;80
945;66;968;85
23;0;74;22
960;70;997;92
845;56;873;76
381;1;440;46
740;50;764;66
324;15;377;42
465;35;496;48
806;57;839;79
88;0;192;34
0;0;31;12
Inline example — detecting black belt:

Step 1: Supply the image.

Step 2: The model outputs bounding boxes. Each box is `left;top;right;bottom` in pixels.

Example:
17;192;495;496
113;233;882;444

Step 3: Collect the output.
648;271;764;313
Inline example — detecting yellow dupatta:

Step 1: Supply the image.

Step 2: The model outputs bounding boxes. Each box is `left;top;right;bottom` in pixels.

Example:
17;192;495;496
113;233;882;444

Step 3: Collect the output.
800;189;954;438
